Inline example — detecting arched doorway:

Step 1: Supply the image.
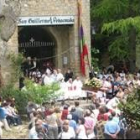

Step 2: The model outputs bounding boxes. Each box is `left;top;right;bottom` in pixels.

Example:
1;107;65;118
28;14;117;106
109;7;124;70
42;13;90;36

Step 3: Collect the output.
18;26;57;70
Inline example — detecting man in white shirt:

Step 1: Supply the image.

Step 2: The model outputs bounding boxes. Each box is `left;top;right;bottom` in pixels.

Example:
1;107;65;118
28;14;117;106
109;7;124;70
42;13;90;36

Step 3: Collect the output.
58;120;75;139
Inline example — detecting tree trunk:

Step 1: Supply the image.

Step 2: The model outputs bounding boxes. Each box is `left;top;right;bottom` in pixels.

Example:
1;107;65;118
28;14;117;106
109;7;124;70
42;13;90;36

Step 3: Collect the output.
129;28;136;73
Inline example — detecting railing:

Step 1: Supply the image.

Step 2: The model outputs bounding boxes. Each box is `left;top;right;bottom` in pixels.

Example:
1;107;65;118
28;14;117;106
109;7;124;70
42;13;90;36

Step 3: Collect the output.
19;41;55;48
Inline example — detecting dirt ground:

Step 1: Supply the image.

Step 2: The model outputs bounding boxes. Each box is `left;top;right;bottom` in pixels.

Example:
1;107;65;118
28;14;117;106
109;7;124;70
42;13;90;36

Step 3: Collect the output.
2;123;28;139
2;100;92;139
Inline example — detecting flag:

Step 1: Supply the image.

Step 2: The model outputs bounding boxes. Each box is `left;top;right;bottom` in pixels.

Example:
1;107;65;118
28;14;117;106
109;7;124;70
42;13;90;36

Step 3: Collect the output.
78;0;89;76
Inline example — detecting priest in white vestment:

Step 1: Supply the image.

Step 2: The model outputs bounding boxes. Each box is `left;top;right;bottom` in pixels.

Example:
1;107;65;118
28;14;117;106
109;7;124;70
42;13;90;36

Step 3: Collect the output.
72;77;84;99
65;78;74;99
44;73;53;85
56;69;64;82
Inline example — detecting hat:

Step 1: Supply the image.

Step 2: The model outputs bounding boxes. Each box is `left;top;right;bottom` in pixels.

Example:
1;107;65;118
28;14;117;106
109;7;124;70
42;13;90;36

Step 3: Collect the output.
67;114;72;120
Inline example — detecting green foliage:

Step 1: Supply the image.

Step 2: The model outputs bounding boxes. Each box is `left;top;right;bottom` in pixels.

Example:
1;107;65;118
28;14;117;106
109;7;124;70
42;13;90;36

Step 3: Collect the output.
91;0;140;66
102;16;140;34
0;85;28;113
108;35;130;60
91;0;129;21
91;48;100;71
23;79;61;105
0;80;61;113
119;88;140;129
7;53;24;83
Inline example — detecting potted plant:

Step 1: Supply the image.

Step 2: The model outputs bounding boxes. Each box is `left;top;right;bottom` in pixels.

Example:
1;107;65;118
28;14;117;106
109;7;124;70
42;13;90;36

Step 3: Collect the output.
83;77;103;92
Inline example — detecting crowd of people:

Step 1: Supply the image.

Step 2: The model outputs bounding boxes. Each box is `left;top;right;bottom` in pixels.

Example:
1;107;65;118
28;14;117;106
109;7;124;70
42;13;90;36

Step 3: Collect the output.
1;57;140;139
25;65;140;139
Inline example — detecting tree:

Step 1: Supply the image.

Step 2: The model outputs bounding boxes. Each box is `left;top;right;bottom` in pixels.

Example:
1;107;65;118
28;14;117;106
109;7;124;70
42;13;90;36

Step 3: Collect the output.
119;88;140;138
91;0;140;72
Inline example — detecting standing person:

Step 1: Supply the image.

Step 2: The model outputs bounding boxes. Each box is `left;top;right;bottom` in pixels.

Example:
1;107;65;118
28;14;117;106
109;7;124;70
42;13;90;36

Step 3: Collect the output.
30;57;37;71
26;57;33;77
64;68;73;82
61;106;69;121
84;110;95;139
74;102;84;119
51;69;58;82
104;115;120;139
65;78;74;99
54;107;62;134
46;109;58;139
70;107;79;124
44;73;53;85
72;76;83;99
76;117;88;139
57;69;64;82
67;114;77;132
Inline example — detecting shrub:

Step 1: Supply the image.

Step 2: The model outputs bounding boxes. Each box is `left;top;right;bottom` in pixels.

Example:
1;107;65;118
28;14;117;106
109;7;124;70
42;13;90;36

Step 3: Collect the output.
0;80;61;114
119;88;140;130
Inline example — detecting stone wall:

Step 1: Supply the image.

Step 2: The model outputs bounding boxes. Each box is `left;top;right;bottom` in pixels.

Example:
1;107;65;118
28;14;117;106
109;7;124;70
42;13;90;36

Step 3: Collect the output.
5;0;91;81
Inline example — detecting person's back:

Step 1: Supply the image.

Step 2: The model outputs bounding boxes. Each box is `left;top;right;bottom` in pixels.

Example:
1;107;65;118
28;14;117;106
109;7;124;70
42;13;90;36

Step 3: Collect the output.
105;120;120;133
104;116;120;139
69;120;77;131
46;113;57;127
75;107;83;118
74;102;83;119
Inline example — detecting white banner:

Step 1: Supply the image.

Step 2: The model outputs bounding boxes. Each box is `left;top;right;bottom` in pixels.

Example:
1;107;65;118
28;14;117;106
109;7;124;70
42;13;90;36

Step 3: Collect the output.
17;16;75;26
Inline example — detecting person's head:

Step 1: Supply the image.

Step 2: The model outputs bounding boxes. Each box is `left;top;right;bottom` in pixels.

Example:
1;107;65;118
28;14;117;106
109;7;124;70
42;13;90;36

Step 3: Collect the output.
89;105;96;111
53;69;57;75
70;107;76;113
64;105;68;110
67;114;72;120
111;111;116;117
76;76;80;81
49;108;54;115
75;101;80;107
85;109;91;117
51;101;55;106
78;117;85;125
33;111;38;117
95;103;100;109
35;119;43;133
58;69;61;73
27;57;31;61
68;78;73;83
112;103;117;109
67;69;71;73
108;115;113;121
62;120;69;132
54;107;61;113
99;106;106;114
61;100;65;106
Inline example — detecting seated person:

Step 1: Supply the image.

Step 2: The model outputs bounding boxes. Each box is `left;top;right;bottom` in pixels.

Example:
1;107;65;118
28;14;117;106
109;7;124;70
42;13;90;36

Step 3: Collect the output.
2;102;21;126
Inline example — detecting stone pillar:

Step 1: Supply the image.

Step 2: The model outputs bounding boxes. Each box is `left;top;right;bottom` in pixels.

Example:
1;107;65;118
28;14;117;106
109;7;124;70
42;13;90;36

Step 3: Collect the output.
1;27;18;85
